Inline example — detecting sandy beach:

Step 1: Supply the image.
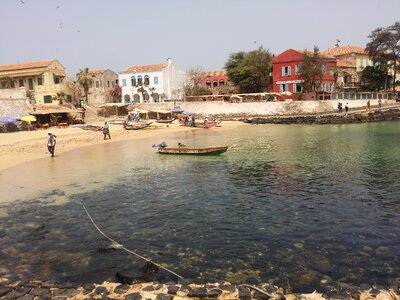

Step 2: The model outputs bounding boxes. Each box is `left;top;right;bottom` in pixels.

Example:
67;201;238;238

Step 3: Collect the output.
0;120;246;172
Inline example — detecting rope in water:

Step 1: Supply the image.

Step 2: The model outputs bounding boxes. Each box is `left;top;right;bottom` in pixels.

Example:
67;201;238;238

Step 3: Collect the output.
79;202;184;279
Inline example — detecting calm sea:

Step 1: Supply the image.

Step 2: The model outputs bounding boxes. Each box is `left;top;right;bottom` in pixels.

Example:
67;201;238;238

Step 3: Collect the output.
0;122;399;292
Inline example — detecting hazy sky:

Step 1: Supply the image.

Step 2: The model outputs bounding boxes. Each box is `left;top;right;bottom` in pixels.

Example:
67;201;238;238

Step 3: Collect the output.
1;0;399;76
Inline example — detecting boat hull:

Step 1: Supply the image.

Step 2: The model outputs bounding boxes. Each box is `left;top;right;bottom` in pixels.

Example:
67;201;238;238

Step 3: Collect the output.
158;146;228;155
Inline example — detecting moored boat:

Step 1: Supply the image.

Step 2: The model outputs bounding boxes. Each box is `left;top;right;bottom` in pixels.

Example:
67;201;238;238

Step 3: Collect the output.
157;146;229;155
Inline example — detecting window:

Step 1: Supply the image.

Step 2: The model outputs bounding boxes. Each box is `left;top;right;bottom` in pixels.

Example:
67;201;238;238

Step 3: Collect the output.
295;65;300;75
206;80;211;87
329;67;335;76
330;83;335;92
154;76;159;84
96;81;100;88
144;75;150;85
321;83;326;92
131;76;136;86
124;94;131;103
143;93;150;101
54;77;60;84
19;79;24;87
43;95;52;103
37;77;43;85
282;66;291;76
122;79;127;87
107;81;110;87
213;80;218;87
219;80;225;86
28;78;34;90
293;83;303;93
137;75;143;85
279;84;288;93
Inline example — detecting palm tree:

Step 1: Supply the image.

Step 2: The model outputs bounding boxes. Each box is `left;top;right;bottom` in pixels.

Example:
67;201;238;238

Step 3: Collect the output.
76;68;94;104
53;91;67;104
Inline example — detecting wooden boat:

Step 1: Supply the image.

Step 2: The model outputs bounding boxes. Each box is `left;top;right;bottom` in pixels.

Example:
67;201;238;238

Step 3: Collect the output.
156;118;175;124
124;124;146;130
157;146;229;155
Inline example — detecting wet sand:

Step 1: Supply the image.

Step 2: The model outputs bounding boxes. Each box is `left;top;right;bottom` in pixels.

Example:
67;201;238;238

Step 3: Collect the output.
0;121;247;203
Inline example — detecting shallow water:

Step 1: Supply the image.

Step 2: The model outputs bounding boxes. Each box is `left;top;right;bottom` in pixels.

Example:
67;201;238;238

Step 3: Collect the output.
0;122;400;292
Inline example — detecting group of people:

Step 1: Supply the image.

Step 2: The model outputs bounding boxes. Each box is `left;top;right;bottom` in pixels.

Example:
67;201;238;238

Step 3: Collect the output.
337;102;349;114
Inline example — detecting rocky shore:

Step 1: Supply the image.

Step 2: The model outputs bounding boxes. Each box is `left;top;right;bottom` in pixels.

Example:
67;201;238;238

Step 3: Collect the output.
1;278;400;300
244;108;400;125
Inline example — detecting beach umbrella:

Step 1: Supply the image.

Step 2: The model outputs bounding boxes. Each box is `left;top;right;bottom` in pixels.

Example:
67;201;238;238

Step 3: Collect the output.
20;115;37;122
0;117;18;124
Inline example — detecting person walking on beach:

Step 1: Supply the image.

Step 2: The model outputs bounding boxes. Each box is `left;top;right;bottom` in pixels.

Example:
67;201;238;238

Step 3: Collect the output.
47;132;57;157
102;121;111;140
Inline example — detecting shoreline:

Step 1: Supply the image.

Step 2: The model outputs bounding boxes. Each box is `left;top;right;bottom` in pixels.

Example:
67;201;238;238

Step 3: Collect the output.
1;279;398;300
0;120;246;172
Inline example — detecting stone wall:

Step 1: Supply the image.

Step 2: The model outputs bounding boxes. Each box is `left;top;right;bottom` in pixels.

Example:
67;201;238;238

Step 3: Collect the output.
0;89;30;117
132;99;396;118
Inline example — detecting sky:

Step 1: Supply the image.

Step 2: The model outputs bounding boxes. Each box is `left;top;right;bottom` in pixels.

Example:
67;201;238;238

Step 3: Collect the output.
1;0;399;77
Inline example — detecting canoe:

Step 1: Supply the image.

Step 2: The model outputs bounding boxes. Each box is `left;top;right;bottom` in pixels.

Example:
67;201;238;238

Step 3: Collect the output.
156;118;175;123
157;146;228;155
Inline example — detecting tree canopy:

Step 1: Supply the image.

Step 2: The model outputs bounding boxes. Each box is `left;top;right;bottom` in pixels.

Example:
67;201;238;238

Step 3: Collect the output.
76;68;94;102
361;65;393;91
298;46;326;93
225;47;273;93
366;22;400;91
184;66;212;96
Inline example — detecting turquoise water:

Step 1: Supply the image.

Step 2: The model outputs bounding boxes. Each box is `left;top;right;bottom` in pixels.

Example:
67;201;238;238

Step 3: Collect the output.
0;122;399;292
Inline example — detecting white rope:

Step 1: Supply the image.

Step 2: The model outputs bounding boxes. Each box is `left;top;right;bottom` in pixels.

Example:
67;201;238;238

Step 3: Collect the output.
80;202;183;279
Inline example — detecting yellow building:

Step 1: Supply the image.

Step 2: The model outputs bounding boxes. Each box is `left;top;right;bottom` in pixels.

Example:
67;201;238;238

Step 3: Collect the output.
0;60;71;104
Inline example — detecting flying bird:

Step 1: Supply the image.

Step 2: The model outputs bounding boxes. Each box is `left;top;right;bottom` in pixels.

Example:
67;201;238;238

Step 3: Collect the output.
20;0;25;4
253;41;257;44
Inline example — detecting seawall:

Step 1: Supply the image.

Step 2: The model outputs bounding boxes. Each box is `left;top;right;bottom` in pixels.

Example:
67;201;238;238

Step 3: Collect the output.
246;108;400;125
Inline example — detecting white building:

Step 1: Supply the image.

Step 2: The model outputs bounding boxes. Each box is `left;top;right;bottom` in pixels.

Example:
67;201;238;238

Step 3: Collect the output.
119;58;185;103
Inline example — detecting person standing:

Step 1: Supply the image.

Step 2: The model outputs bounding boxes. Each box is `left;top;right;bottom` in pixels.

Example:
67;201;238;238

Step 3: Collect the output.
345;102;349;115
367;100;371;112
102;121;111;140
47;132;57;157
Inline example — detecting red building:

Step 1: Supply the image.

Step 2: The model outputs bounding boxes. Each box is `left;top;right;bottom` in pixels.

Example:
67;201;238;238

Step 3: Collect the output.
272;49;336;97
200;70;230;95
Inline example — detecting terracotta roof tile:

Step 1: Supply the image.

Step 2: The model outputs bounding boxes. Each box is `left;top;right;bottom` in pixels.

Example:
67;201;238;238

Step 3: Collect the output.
125;63;168;72
203;70;227;77
323;46;367;57
0;60;55;72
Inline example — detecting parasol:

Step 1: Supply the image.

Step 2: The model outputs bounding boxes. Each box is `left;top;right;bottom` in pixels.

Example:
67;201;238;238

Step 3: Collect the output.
0;117;18;124
20;115;37;122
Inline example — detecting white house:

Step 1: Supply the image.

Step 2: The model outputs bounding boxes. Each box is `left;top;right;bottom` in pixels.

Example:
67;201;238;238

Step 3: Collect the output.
119;58;185;103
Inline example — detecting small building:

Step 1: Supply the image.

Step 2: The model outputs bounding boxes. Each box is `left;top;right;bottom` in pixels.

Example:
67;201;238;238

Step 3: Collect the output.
200;70;231;95
119;58;185;103
322;46;373;90
87;69;118;105
272;49;337;97
0;60;71;105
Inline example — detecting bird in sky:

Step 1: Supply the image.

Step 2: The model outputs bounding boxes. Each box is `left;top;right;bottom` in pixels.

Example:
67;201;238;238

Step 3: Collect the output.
20;0;25;4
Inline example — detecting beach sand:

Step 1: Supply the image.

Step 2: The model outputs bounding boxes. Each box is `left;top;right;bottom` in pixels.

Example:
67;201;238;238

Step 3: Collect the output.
0;120;246;203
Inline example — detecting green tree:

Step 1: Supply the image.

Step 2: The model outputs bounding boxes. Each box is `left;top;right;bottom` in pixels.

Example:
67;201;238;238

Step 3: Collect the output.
52;91;67;104
361;65;392;91
76;68;94;103
298;46;326;94
225;46;273;93
366;22;400;91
